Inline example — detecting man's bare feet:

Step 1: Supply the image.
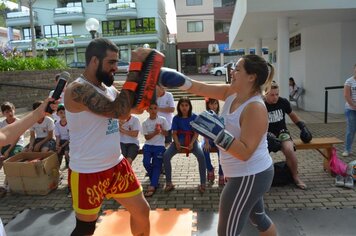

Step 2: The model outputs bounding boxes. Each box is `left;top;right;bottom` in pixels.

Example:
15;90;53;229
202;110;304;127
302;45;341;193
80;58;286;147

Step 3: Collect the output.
294;177;307;190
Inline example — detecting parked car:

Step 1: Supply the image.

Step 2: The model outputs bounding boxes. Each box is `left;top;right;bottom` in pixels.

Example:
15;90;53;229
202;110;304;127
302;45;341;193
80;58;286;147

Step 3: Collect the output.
68;61;86;68
117;61;129;74
209;63;232;76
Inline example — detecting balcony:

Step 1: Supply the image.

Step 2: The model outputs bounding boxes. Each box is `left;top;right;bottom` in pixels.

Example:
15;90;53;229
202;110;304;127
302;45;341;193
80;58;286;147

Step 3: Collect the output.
74;31;158;47
106;2;137;20
8;39;32;51
6;11;38;27
53;5;85;24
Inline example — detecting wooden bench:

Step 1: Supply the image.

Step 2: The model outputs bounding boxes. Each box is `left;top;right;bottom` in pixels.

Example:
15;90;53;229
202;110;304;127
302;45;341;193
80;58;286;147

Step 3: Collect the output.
137;137;343;172
294;137;343;171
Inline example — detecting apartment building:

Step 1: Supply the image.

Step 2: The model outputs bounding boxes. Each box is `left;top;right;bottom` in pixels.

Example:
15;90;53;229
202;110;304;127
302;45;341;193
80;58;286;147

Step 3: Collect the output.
5;0;167;64
175;0;236;74
230;0;356;113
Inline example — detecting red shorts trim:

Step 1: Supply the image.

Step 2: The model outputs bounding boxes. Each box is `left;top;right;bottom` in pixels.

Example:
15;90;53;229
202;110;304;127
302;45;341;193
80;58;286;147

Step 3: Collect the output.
69;158;142;215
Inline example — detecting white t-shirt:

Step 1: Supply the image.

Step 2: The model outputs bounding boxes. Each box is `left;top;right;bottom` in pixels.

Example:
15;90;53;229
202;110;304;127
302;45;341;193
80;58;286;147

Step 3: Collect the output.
220;94;272;177
0;118;25;146
142;116;169;146
345;76;356;110
66;77;122;173
30;116;55;139
54;121;70;141
119;115;141;146
157;91;175;128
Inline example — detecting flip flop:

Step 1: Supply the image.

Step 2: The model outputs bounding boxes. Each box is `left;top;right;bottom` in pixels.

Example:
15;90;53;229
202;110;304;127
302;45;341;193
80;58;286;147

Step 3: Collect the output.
295;182;307;190
164;184;175;192
144;187;156;197
198;184;206;194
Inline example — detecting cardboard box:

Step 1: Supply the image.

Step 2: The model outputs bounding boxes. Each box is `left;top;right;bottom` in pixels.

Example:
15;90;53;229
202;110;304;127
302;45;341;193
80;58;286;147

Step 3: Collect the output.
3;152;60;195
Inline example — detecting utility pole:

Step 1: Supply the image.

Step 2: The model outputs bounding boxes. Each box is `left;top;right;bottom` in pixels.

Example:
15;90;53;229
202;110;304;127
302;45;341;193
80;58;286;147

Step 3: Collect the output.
28;0;37;57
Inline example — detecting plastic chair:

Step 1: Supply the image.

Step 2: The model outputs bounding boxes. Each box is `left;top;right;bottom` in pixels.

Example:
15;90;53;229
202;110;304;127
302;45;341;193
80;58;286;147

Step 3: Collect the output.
289;87;304;109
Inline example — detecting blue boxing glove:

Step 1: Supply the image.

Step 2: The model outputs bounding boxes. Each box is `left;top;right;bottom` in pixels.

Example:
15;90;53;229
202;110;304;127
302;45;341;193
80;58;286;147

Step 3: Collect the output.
158;67;193;90
190;111;235;151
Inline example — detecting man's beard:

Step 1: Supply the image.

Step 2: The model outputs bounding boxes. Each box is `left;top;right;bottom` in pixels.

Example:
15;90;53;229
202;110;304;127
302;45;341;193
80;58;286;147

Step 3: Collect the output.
96;61;114;87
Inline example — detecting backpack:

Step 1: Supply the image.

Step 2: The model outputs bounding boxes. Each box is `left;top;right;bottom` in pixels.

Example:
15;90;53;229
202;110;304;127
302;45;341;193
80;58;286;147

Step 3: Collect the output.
272;161;294;186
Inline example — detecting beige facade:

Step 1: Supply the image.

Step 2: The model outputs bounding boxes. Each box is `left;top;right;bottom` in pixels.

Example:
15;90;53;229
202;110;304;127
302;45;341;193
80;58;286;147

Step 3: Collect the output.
176;15;215;43
175;0;214;16
175;0;236;74
176;0;214;43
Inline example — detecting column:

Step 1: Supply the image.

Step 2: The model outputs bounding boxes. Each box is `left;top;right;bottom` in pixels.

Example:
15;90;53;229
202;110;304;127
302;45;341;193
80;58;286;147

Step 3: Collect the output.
177;49;182;72
277;16;289;99
255;38;262;56
73;48;78;62
220;52;224;66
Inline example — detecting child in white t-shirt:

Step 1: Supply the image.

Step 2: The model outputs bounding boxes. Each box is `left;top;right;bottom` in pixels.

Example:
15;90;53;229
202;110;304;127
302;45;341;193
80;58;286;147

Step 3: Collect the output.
142;102;169;197
156;85;175;145
0;102;24;160
54;104;70;168
119;115;141;165
24;101;55;152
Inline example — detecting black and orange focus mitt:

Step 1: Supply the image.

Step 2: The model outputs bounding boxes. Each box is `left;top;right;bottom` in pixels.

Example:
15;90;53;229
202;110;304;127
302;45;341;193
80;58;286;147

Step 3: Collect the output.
122;48;165;110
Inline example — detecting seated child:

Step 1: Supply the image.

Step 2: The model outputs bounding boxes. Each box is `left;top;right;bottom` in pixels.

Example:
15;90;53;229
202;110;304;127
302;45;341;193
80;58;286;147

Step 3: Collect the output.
0;102;24;161
0;102;25;197
54;104;70;168
201;98;225;186
141;102;169;197
24;101;56;153
119;114;141;165
163;97;207;193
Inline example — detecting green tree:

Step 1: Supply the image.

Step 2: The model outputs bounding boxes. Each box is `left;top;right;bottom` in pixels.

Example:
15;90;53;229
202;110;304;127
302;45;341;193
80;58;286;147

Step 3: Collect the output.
0;3;7;27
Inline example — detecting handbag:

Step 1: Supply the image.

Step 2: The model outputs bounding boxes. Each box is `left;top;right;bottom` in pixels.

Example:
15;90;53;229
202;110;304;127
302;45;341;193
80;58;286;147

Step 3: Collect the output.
329;148;347;176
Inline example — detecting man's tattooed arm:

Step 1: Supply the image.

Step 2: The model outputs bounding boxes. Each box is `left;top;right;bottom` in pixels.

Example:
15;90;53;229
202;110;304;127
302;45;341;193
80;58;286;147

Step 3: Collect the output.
70;82;135;119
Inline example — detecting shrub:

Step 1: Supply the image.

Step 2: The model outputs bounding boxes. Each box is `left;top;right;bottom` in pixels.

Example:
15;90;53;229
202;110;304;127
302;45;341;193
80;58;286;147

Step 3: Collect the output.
0;46;67;71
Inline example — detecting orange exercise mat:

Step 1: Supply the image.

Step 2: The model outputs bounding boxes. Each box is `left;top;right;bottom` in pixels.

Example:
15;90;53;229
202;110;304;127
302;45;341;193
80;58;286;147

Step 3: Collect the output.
94;209;196;236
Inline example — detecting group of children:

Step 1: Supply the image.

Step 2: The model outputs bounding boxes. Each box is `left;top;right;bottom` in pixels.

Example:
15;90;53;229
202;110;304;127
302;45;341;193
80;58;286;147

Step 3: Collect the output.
119;93;225;197
0;100;70;197
0;101;70;162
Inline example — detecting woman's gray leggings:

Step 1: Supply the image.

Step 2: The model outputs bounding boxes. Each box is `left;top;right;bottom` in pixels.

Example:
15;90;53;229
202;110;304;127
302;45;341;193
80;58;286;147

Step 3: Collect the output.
218;165;274;236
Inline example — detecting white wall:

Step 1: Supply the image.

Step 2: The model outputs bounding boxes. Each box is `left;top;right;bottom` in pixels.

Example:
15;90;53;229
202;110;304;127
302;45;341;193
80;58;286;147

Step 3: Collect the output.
289;21;356;114
340;21;356;84
303;23;343;113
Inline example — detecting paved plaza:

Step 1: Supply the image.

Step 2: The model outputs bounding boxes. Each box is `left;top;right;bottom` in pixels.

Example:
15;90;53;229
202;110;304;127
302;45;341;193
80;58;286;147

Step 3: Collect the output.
0;76;355;234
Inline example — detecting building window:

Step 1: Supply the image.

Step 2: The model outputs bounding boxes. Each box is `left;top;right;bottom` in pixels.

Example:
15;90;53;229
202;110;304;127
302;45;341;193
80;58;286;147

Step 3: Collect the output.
187;21;203;32
102;20;128;36
186;0;202;6
130;18;155;33
44;24;72;38
222;23;230;33
22;26;42;40
86;0;93;2
290;33;301;52
215;21;230;33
